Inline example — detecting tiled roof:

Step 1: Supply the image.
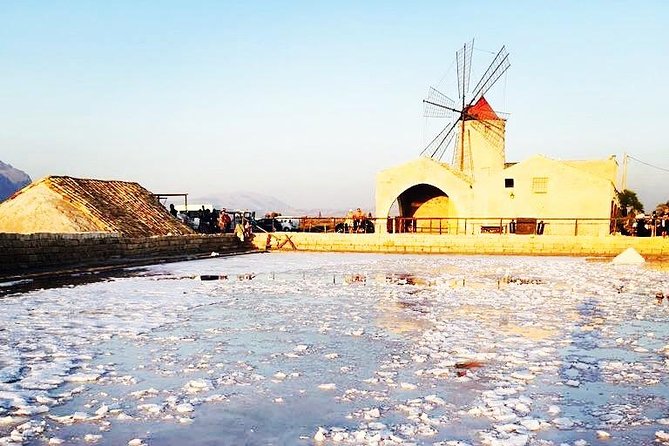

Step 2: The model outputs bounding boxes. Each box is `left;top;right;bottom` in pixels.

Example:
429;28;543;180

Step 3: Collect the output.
10;176;195;237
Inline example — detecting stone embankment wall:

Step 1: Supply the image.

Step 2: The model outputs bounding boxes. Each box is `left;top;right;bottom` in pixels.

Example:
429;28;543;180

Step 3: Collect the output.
252;233;669;257
1;232;248;277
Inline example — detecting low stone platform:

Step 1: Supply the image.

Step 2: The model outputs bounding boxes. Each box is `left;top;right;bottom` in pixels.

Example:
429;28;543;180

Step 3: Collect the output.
252;232;669;257
0;232;252;279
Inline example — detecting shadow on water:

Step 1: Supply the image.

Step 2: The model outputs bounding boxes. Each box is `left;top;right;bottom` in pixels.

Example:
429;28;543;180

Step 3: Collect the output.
0;268;154;297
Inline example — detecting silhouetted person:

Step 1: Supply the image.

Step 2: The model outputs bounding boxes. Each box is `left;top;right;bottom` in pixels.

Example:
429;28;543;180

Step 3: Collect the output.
169;204;178;217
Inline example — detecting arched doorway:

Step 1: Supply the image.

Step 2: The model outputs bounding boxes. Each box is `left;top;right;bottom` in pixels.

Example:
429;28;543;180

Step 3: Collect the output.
388;184;452;233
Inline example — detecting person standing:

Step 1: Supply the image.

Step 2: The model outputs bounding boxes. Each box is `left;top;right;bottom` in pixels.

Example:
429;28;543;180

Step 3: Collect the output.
218;209;231;233
169;204;178;218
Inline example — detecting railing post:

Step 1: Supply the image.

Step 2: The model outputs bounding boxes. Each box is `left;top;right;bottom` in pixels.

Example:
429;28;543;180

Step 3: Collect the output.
574;219;578;236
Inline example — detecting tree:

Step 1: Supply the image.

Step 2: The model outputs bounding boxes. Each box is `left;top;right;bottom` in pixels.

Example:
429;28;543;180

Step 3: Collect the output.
616;189;644;216
655;200;669;216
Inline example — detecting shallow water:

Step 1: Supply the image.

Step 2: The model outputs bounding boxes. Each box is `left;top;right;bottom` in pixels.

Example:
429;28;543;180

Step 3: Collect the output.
2;253;669;445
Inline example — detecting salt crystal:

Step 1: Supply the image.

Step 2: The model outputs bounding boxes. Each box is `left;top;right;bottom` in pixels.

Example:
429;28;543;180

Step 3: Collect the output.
128;439;144;446
520;419;541;431
658;430;669;441
0;416;26;426
84;434;102;443
175;403;194;413
332;431;347;442
314;427;327;442
364;408;380;419
183;379;209;393
318;383;336;391
514;403;531;415
511;371;535;381
596;430;611;439
65;373;100;383
553;417;575;429
368;421;386;430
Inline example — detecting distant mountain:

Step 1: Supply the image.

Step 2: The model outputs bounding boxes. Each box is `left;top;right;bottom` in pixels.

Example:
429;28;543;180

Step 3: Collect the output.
192;191;355;217
194;191;299;216
0;161;31;201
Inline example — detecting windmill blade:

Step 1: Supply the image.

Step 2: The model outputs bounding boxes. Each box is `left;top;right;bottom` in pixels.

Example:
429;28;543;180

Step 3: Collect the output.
469;46;510;105
456;40;474;99
423;87;457;118
421;118;459;161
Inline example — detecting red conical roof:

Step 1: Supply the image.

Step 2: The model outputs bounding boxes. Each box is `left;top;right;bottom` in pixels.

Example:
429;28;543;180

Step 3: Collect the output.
464;96;500;120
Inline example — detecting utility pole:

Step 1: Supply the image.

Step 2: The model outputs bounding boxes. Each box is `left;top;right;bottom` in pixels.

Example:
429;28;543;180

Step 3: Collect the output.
621;152;628;191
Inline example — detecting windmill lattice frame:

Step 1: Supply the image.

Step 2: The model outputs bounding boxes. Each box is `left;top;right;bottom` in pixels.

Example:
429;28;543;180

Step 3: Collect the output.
420;41;510;168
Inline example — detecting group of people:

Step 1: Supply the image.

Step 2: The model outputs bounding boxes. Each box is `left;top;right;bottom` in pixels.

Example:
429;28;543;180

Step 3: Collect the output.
344;208;372;233
169;204;234;234
622;211;669;237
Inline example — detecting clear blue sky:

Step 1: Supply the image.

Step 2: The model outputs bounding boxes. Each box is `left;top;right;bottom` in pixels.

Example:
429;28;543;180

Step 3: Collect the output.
2;1;668;210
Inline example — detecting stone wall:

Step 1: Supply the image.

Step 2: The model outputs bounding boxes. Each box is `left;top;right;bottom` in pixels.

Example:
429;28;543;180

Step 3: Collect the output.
252;232;669;257
0;232;248;276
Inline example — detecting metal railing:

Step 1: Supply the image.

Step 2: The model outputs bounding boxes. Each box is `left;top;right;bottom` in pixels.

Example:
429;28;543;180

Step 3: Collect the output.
282;216;661;237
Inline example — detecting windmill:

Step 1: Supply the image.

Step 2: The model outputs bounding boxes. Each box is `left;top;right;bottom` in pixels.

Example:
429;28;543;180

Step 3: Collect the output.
421;41;510;174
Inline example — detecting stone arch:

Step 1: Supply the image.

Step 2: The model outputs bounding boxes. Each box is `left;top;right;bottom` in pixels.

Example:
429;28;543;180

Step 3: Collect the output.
384;183;454;233
375;157;472;233
396;183;448;218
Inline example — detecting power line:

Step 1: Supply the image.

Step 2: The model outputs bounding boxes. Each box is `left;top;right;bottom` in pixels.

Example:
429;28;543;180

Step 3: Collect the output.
628;154;669;174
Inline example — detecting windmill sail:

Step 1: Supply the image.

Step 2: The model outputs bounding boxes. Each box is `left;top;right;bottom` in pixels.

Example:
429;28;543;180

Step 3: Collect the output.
423;87;456;119
469;46;510;106
456;39;474;99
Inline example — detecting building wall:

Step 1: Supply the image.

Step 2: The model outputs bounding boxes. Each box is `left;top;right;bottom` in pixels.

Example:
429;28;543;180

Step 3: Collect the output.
563;157;618;183
473;155;616;235
376;155;617;236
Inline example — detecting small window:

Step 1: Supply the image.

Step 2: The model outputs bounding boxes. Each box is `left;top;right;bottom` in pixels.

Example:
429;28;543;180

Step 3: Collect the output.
504;178;514;188
532;177;548;193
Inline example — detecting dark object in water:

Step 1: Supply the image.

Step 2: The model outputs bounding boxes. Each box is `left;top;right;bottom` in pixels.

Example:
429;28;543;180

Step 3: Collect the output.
345;274;366;284
200;275;228;281
502;276;543;285
656;291;665;300
455;360;485;370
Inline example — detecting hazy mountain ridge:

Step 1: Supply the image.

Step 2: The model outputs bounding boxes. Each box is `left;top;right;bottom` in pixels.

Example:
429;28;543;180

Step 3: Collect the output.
192;191;359;217
0;161;31;201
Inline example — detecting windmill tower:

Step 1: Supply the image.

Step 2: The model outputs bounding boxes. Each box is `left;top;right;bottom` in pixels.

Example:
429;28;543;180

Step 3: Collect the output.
421;41;510;179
